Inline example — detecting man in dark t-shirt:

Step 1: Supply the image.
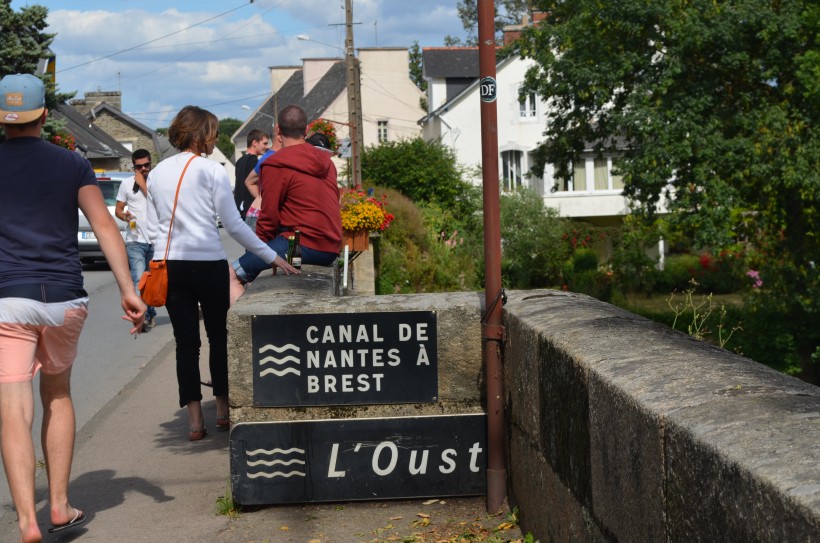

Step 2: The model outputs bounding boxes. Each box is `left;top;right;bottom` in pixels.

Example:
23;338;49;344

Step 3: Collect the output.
0;73;145;542
234;128;270;220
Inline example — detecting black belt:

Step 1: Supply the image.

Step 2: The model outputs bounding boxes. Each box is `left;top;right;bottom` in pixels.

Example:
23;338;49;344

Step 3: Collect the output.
0;285;88;303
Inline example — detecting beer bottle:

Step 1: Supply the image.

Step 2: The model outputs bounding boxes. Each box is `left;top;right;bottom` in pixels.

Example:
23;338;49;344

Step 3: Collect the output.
292;229;302;269
287;235;295;264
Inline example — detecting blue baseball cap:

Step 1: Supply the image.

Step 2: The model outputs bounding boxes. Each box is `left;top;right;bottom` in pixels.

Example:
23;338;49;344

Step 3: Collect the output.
0;74;46;124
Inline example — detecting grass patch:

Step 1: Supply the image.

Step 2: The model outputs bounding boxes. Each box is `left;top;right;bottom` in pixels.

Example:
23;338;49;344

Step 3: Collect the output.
215;484;241;519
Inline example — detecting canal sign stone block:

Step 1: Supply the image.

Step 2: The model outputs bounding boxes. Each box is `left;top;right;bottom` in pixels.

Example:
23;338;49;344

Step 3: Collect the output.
230;414;487;505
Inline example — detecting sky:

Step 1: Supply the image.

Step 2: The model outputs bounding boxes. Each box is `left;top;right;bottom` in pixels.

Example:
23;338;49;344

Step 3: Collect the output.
10;0;467;128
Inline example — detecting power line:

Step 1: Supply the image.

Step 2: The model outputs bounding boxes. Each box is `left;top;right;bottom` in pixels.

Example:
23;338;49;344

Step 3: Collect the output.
125;91;272;118
57;0;256;74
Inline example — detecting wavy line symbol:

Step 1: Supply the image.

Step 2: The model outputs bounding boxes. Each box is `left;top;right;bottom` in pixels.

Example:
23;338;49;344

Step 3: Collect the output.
247;447;305;456
257;344;301;379
247;458;305;467
259;367;301;377
245;446;307;481
259;355;300;365
258;344;300;354
247;470;306;479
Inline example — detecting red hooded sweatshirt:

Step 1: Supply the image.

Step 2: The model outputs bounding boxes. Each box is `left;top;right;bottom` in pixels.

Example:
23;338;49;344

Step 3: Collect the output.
257;142;342;254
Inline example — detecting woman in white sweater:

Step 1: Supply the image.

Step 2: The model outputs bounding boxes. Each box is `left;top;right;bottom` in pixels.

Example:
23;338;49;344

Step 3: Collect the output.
146;106;298;441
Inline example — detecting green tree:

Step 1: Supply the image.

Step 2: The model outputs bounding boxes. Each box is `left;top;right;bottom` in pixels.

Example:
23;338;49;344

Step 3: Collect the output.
447;0;532;45
361;137;477;210
408;41;427;92
0;1;73;139
408;41;428;112
217;117;241;160
520;0;819;370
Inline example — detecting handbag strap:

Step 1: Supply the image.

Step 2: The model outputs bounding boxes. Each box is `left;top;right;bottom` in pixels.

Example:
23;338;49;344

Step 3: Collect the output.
163;154;198;260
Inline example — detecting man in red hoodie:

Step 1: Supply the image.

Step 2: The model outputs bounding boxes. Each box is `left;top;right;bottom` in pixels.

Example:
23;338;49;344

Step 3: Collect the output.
231;105;342;285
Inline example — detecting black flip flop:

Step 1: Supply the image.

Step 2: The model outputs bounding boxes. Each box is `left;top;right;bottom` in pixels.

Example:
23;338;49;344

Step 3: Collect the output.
48;509;86;533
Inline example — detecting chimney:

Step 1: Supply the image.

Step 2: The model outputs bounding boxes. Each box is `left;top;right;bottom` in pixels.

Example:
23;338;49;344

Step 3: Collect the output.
502;14;529;46
82;90;122;111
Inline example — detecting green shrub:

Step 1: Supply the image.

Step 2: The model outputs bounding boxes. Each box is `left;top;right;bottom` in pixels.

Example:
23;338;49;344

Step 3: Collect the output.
373;187;427;248
609;215;659;294
499;189;571;289
655;252;746;295
572;249;599;272
655;254;701;292
374;189;482;294
361;138;474;208
567;269;614;302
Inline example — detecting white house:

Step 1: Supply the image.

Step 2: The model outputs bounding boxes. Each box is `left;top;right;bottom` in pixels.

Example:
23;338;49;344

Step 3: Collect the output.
420;47;631;229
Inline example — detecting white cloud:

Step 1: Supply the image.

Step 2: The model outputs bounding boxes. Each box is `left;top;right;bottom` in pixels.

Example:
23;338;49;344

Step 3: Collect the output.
40;2;465;128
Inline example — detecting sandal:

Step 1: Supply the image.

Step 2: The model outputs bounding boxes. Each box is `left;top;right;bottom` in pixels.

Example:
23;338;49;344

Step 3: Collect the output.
188;427;207;441
216;416;230;430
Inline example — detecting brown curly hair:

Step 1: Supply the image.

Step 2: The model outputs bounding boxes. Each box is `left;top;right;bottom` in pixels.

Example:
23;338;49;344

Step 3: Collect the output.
168;105;219;154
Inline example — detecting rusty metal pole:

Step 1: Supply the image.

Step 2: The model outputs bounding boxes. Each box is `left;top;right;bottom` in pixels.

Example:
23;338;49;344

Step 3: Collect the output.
345;0;363;187
477;0;506;514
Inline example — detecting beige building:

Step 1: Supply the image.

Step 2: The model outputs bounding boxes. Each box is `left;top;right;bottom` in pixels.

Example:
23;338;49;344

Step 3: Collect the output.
233;47;426;177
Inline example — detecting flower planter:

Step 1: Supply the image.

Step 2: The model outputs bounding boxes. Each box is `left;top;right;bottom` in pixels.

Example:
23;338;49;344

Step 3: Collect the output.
341;230;369;251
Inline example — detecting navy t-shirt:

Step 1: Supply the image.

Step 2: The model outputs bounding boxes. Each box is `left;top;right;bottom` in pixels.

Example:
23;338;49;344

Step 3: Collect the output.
0;137;98;290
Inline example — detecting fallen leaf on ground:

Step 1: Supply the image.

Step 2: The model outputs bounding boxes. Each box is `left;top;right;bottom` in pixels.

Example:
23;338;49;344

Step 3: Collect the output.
497;521;516;530
417;513;430;518
308;540;321;543
423;499;440;505
390;516;403;520
280;525;289;531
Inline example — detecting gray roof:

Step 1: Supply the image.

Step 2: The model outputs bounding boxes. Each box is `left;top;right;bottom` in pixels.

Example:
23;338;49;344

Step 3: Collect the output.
420;54;517;124
156;134;176;160
52;103;131;159
422;48;480;79
235;61;347;144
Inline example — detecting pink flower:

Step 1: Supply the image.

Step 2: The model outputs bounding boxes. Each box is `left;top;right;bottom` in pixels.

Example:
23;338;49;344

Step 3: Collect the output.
746;269;762;289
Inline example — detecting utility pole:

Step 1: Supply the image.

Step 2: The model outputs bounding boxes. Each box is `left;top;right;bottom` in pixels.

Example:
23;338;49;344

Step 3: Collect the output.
345;0;364;187
477;0;506;514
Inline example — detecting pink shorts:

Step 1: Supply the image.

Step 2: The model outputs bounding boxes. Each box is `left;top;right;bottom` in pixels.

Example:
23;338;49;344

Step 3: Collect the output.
0;298;88;383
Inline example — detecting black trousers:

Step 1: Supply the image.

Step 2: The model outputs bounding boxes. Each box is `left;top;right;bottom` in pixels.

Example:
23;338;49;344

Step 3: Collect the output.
165;260;230;408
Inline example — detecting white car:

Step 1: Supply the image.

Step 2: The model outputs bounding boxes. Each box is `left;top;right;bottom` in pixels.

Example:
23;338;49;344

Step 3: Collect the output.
78;172;131;264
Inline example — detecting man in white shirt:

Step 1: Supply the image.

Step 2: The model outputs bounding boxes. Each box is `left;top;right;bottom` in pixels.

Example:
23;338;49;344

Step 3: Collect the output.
115;149;158;330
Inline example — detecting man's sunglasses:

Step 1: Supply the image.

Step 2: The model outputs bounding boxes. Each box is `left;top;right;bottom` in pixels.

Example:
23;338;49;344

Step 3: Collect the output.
133;163;151;170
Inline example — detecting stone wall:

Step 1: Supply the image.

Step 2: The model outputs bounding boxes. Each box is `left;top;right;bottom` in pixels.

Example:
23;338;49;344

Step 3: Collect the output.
226;271;819;541
503;289;820;542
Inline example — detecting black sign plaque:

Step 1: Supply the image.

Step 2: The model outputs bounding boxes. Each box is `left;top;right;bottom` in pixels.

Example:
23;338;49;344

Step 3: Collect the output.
230;414;487;505
480;76;497;102
251;312;438;406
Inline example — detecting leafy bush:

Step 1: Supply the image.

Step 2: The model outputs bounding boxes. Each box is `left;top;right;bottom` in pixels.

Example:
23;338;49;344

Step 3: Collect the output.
361;138;474;208
654;254;701;292
609;215;660;294
374;188;482;294
655;252;745;294
499;189;571;289
572;249;599;272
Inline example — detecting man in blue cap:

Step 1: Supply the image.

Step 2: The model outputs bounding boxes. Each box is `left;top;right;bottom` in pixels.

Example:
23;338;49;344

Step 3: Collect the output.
0;73;146;542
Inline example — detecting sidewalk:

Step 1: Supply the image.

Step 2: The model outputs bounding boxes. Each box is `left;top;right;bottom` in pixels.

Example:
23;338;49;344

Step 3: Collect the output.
0;329;523;542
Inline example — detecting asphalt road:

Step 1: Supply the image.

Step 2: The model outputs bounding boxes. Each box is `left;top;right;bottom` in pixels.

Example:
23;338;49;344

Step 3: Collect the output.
0;230;245;516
